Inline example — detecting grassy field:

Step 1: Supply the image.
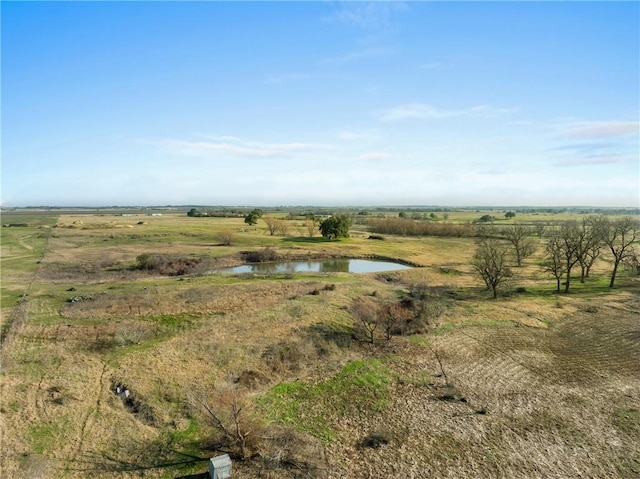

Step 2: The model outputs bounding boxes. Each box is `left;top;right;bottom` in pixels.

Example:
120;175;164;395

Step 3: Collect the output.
1;210;638;478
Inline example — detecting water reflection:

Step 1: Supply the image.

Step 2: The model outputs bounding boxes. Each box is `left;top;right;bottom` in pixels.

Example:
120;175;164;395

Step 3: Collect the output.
216;258;411;274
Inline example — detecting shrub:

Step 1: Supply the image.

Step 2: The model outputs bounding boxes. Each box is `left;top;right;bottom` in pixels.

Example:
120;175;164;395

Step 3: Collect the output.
358;431;391;449
244;247;279;263
217;230;235;246
136;253;153;270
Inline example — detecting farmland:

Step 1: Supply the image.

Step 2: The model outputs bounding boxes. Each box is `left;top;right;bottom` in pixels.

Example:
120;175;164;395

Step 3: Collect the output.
1;208;639;478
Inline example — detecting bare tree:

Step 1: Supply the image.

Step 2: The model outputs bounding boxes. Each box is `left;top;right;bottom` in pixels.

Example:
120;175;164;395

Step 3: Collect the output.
471;237;512;299
305;216;318;238
350;296;380;343
262;217;291;237
576;216;602;283
556;221;587;293
542;235;565;292
379;302;412;339
189;382;260;460
594;216;639;287
502;223;536;267
217;230;235;246
263;217;278;236
275;220;290;236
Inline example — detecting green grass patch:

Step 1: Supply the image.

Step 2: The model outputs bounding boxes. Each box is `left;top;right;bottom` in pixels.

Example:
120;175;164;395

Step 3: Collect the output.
408;335;430;348
27;416;70;454
259;358;391;442
144;312;199;331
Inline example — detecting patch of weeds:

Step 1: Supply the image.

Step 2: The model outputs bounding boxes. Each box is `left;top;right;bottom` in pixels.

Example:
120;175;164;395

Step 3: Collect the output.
614;408;640;436
288;304;304;318
46;385;73;406
617;457;640;477
408;335;430;348
1;401;21;414
307;319;353;349
432;322;456;336
166;417;202;450
438;266;460;276
398;370;433;388
433;319;516;336
259;359;391;442
262;339;317;374
28;417;69;454
260;381;335;442
145;312;198;333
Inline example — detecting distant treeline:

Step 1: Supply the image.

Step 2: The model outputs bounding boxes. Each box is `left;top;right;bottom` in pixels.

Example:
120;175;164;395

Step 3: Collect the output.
368;218;476;237
186;208;244;218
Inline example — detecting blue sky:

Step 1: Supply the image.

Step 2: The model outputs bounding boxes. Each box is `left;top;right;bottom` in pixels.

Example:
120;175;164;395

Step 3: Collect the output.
2;1;639;207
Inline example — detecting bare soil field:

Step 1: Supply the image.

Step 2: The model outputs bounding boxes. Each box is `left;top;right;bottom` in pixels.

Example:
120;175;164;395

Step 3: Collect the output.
1;212;638;478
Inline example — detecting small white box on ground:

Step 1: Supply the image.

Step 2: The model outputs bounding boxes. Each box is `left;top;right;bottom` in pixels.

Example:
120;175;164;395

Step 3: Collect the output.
209;454;232;479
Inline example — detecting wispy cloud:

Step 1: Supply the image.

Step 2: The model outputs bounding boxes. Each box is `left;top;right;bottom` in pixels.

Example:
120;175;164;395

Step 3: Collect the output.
554;155;625;167
324;46;392;65
375;103;518;122
419;62;444;70
358;152;392;161
549;119;639;167
330;2;409;30
559;121;639;139
146;136;331;159
336;128;379;142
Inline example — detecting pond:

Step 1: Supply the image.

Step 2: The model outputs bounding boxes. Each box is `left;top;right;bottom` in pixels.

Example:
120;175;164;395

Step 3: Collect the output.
215;258;413;274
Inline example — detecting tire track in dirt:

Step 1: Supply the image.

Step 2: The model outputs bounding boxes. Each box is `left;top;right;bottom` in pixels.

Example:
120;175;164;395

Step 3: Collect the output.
1;226;53;347
73;362;108;460
545;311;640;386
435;327;549;415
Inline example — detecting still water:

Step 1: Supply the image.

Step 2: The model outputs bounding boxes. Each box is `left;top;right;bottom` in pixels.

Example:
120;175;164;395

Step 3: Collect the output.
216;258;412;274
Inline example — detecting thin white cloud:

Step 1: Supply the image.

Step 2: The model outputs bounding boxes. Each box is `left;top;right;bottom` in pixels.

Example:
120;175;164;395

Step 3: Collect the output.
375;103;518;122
324;46;392;65
554;156;625;167
419;62;443;70
330;2;408;30
336;128;379;141
560;121;639;139
358;152;392;161
146;136;331;159
549;120;638;168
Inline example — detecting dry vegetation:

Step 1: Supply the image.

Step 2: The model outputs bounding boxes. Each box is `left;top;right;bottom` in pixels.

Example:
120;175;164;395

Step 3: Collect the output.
1;210;639;478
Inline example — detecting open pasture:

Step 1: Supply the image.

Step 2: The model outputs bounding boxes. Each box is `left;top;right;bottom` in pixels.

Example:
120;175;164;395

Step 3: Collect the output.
1;210;638;478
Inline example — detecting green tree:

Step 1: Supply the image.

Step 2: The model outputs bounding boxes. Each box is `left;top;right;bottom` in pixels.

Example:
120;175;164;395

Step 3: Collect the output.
319;215;350;239
243;208;263;226
505;211;516;219
477;214;494;223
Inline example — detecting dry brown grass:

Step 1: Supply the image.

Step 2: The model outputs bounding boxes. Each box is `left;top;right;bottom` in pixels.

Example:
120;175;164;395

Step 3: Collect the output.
1;213;638;478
